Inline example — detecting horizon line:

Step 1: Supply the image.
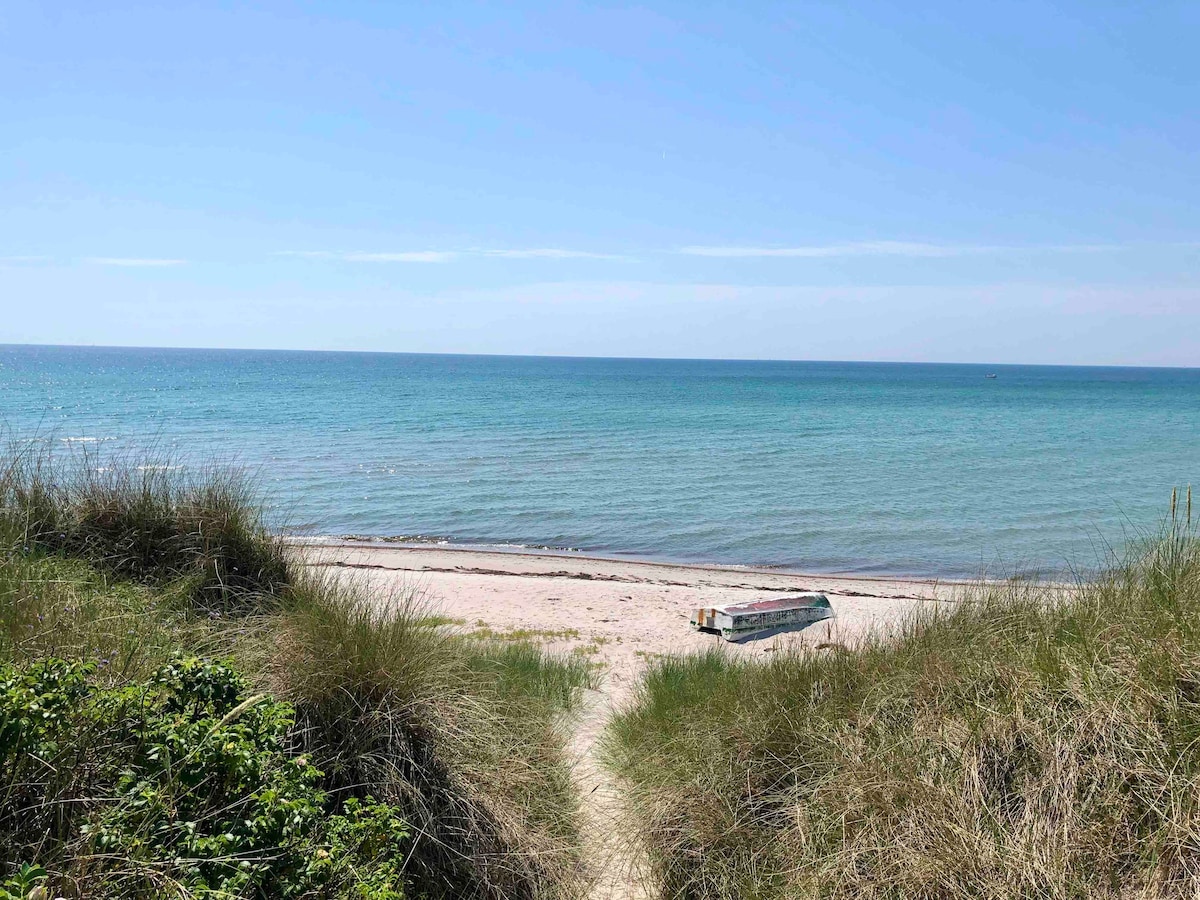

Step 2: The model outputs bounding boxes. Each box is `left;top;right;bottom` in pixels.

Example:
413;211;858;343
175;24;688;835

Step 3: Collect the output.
1;341;1196;372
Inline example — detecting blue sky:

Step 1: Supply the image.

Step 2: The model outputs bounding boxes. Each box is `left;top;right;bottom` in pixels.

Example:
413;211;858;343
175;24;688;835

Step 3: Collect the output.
2;1;1198;365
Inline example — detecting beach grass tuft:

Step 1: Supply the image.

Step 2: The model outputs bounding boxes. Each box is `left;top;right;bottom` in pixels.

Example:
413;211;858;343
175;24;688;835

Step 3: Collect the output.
604;496;1200;899
1;442;290;614
277;574;593;899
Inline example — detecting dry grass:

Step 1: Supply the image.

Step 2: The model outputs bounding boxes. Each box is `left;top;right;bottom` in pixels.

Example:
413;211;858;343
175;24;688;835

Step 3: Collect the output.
1;442;289;614
275;572;594;900
605;494;1200;900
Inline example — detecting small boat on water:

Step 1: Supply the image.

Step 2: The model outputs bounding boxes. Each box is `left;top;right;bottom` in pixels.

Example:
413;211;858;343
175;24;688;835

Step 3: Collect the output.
985;373;998;379
691;594;833;642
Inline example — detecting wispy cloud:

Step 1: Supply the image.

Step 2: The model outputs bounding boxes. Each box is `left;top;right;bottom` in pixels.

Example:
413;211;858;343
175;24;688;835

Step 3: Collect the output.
276;250;458;263
86;257;187;267
478;248;628;260
681;241;1014;259
343;251;457;263
676;241;1137;259
278;248;628;263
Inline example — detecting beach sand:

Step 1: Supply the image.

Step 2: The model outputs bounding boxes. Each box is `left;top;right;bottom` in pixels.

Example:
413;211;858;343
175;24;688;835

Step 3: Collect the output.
299;542;965;898
301;542;962;699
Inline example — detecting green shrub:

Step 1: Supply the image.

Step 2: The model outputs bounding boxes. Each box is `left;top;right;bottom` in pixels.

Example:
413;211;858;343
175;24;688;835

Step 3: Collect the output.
1;655;409;898
0;864;47;900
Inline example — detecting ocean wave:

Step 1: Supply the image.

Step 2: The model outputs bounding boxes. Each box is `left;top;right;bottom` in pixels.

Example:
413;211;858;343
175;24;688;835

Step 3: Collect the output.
491;541;582;553
333;534;582;553
339;533;454;546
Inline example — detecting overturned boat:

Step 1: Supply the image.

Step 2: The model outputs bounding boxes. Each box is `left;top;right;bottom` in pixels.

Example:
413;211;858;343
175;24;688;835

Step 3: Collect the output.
691;593;833;642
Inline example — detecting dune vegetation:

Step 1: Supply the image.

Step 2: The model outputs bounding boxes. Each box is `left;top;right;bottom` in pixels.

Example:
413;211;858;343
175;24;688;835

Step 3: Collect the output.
0;446;592;900
7;439;1199;900
604;492;1200;900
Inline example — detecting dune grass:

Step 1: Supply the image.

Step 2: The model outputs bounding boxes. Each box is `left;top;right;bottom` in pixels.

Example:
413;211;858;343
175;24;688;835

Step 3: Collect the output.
1;445;289;613
604;494;1200;900
277;574;593;900
0;445;593;899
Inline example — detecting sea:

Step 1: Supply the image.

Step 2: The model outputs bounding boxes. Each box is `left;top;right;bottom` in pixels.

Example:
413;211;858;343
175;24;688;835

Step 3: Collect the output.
2;344;1197;578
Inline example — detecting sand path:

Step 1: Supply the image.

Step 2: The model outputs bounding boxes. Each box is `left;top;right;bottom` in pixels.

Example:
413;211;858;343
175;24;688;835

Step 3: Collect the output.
568;685;652;900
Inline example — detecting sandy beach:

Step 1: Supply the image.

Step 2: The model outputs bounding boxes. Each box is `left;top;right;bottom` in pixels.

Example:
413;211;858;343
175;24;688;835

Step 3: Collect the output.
302;542;964;702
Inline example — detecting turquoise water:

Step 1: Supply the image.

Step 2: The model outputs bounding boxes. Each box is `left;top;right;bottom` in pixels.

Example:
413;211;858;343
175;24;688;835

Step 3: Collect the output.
1;345;1197;577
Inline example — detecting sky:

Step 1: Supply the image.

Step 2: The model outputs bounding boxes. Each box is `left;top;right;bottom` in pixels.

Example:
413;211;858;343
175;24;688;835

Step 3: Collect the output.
2;1;1199;366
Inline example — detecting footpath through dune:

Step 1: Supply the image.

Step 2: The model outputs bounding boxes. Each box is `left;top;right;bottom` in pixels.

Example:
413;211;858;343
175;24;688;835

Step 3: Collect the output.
301;542;959;897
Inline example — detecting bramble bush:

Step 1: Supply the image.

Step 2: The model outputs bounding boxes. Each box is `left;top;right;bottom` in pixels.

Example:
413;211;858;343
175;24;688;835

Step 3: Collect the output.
1;655;409;898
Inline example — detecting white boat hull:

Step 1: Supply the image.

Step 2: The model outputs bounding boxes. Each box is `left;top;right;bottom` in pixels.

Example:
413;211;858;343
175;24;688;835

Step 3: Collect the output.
691;593;833;642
